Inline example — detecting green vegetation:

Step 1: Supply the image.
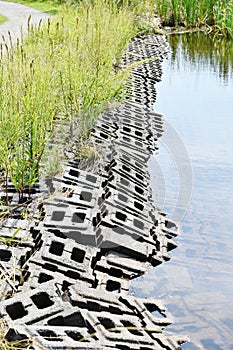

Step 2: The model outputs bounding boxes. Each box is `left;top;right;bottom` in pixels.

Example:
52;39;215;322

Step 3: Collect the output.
4;0;233;36
10;0;232;37
0;14;8;24
155;0;233;38
3;0;61;15
0;1;157;204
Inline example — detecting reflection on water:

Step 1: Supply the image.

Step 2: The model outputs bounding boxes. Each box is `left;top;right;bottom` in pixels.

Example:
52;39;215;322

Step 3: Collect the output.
130;33;233;349
169;32;233;83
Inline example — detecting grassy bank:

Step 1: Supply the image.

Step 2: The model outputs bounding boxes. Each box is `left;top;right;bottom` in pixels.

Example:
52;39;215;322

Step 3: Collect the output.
0;0;156;203
2;0;231;203
155;0;233;38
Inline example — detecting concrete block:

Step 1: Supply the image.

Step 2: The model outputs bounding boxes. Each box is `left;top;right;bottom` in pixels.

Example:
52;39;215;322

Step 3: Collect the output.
67;284;130;315
162;218;179;238
21;260;93;293
0;244;33;270
84;310;159;347
106;157;150;181
107;152;146;171
43;201;96;232
111;147;147;170
94;270;129;294
91;127;117;142
114;141;150;163
1;281;65;325
28;234;98;281
99;186;155;225
61;166;103;189
99;109;120;124
94;251;150;280
107;165;150;190
0;227;34;249
5;324;100;349
99;202;154;238
116;126;151;144
44;184;102;210
95;226;164;264
122;295;172;327
106;171;152;203
96;116;118;129
0;182;42;204
2;218;34;231
115;133;150;152
94;118;118;132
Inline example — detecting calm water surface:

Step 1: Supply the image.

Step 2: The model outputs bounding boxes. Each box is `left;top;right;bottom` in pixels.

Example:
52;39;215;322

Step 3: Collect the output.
131;33;233;349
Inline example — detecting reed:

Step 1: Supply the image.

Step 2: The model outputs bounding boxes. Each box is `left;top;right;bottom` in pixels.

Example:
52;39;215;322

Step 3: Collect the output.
155;0;233;37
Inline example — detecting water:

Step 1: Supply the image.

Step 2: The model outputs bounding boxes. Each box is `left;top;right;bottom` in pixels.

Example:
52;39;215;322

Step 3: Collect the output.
130;33;233;349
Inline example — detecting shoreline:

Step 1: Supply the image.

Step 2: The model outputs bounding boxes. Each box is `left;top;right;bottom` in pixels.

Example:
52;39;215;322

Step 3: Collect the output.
0;3;188;348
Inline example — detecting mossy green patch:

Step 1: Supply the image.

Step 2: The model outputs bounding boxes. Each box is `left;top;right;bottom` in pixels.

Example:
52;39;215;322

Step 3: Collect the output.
0;14;8;24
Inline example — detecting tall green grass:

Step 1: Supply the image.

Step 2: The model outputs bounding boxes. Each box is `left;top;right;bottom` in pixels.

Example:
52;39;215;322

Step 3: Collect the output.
155;0;233;38
0;0;142;203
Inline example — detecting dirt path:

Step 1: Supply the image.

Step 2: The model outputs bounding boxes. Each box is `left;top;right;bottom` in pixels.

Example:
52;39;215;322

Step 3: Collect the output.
0;1;49;47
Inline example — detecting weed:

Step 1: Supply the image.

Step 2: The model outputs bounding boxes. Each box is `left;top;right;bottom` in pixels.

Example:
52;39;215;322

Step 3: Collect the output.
0;317;46;349
5;228;22;246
